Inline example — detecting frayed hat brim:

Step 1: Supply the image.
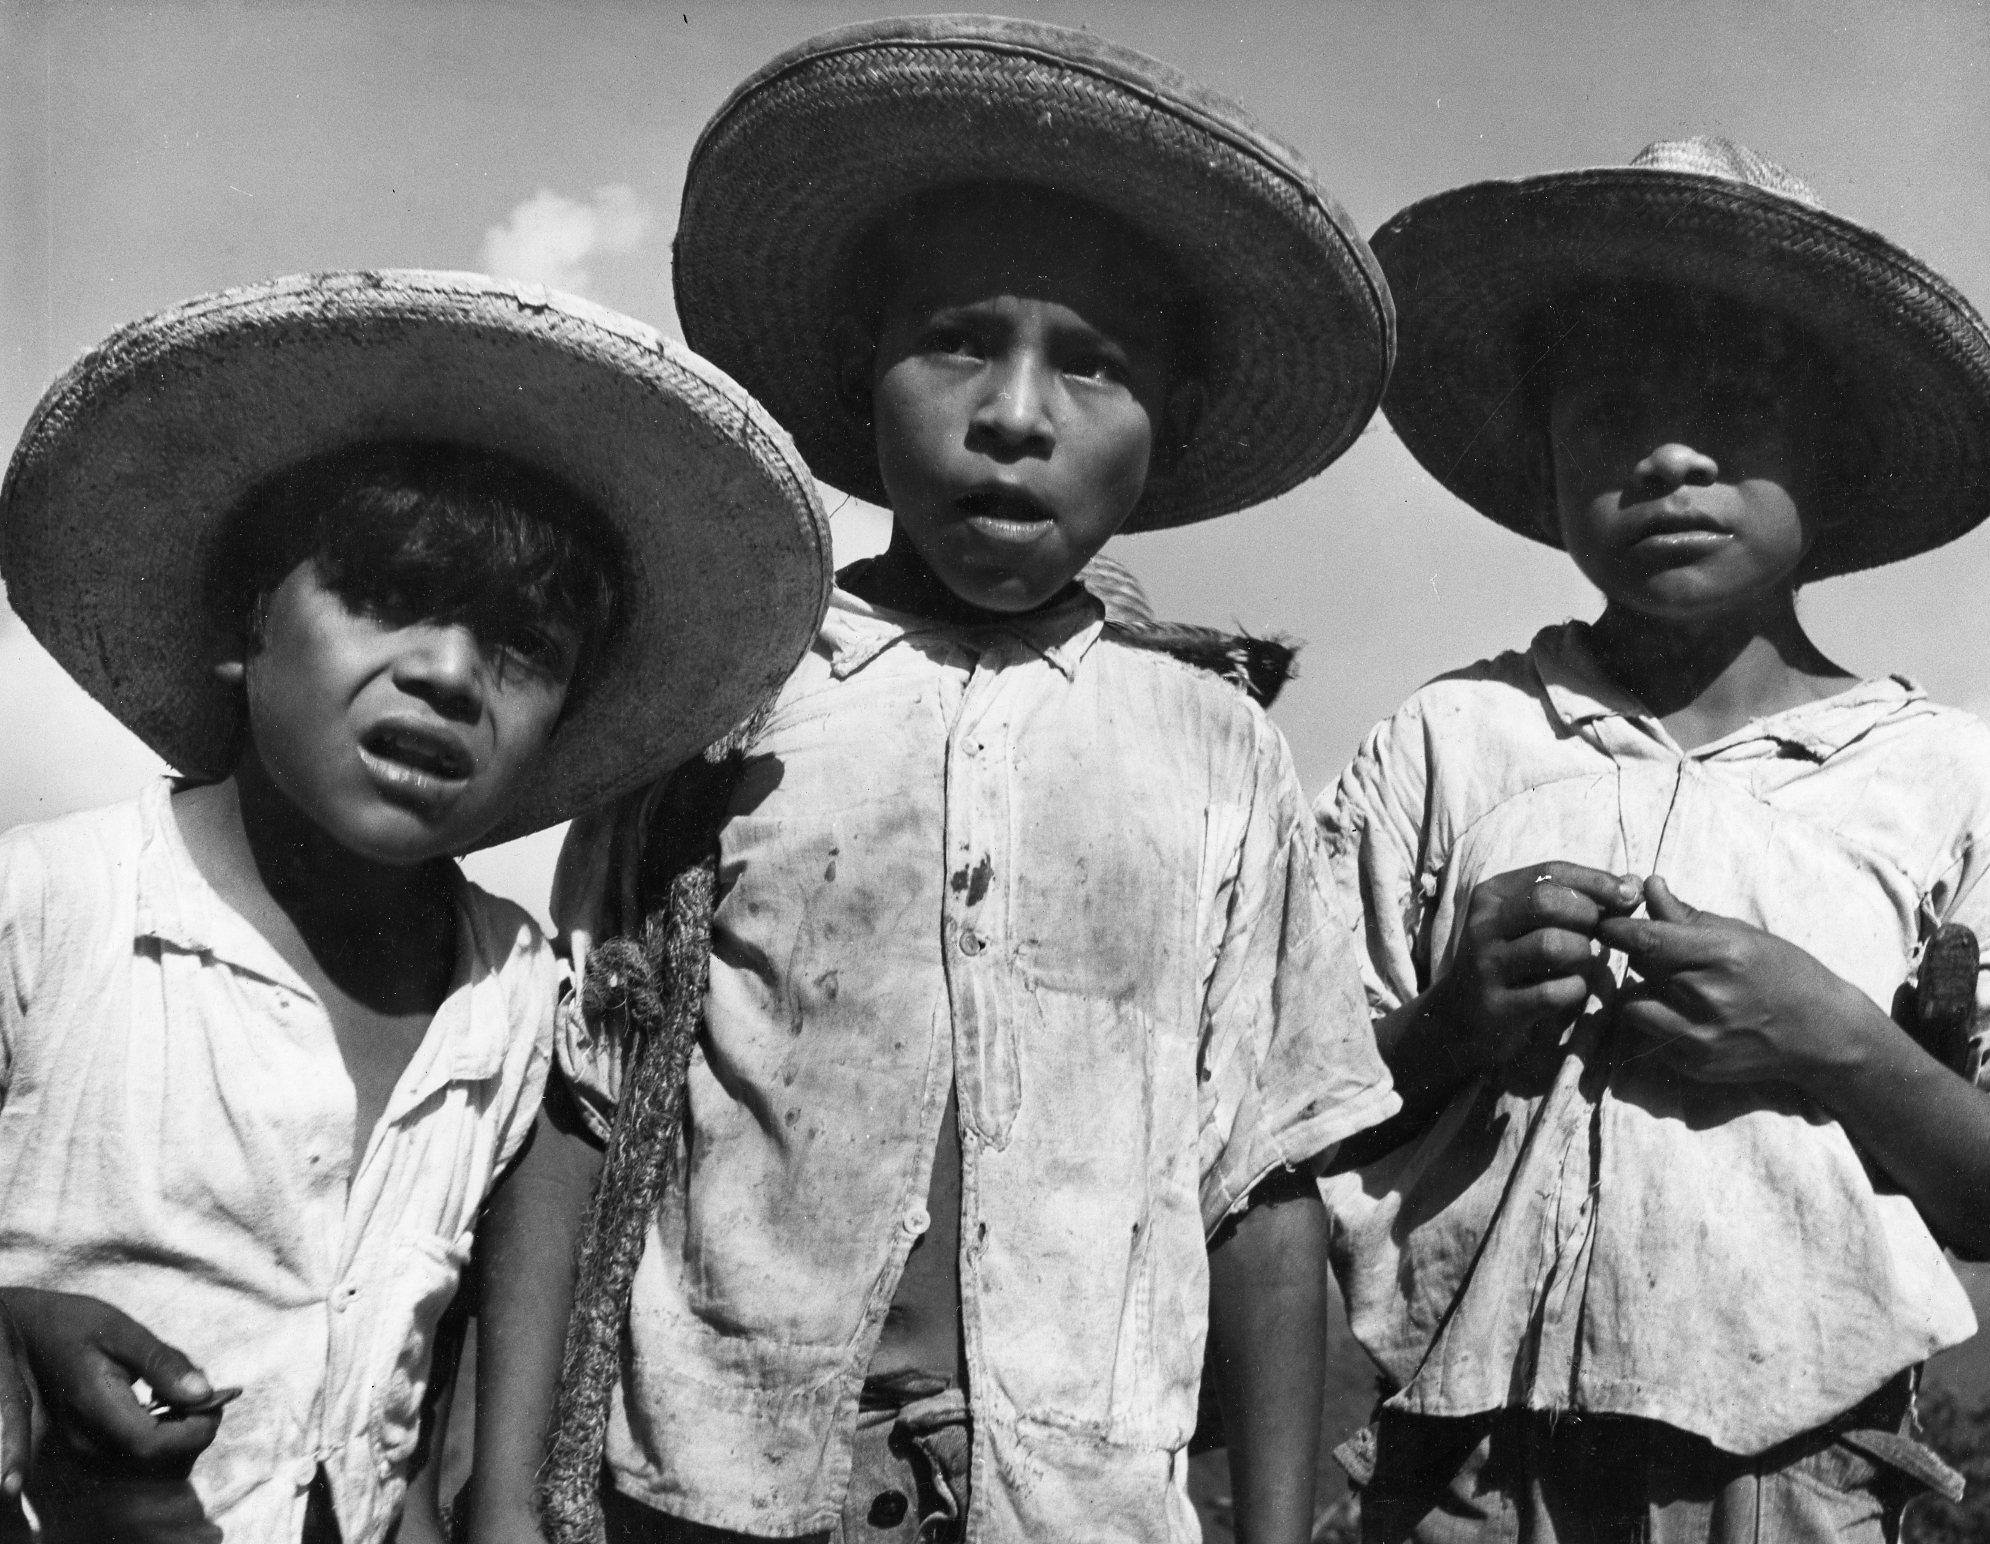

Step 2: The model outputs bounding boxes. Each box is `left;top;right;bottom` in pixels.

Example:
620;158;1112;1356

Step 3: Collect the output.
674;14;1394;531
0;270;834;847
1375;166;1990;578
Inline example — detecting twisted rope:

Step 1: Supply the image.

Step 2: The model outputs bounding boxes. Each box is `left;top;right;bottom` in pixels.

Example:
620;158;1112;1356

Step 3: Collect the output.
536;745;747;1544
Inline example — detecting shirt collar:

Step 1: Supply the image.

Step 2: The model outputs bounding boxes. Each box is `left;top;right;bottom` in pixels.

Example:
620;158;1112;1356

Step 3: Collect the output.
1528;620;1924;762
821;585;1107;681
132;779;511;1103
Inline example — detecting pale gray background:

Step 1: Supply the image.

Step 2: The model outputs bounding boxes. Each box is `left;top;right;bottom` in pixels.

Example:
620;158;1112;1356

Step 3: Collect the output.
5;0;1990;1386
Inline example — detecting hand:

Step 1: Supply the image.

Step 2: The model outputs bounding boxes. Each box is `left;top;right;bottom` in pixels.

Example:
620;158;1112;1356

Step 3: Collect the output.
0;1289;221;1476
1440;862;1642;1070
29;1468;221;1544
1596;876;1874;1089
0;1294;44;1500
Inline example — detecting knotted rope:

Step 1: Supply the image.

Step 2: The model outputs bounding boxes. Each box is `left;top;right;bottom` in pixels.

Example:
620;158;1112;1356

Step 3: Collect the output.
537;743;748;1544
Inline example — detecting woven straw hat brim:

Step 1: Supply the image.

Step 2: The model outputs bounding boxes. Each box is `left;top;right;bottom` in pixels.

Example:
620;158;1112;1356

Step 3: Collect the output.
1375;168;1990;579
674;14;1394;532
0;270;833;848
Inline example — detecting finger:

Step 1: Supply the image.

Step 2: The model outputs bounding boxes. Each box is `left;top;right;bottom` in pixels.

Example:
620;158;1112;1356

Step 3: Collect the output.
1496;928;1597;984
92;1312;211;1409
1594;915;1717;968
0;1354;29;1497
1643;876;1700;924
1532;864;1644;913
1490;973;1593;1031
1615;998;1708;1064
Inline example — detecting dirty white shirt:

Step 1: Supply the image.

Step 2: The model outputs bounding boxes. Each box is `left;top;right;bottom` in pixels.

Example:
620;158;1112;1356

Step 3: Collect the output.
1318;623;1990;1456
0;781;554;1542
556;587;1398;1542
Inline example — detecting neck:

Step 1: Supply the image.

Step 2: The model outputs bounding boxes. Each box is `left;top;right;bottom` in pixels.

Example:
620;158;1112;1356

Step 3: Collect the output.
1587;593;1852;748
845;527;1080;625
180;755;455;964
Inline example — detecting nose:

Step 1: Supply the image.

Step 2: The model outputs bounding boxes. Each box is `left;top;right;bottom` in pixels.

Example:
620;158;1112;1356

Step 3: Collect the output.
394;624;487;724
1634;441;1719;493
967;352;1055;458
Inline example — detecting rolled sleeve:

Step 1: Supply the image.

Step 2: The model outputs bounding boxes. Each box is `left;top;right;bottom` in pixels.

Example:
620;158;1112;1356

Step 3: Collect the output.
1198;736;1397;1233
1316;709;1435;1021
0;826;50;1094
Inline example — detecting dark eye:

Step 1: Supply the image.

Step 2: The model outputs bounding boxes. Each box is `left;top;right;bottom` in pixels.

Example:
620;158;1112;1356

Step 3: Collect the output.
921;324;982;359
1066;350;1132;386
498;625;576;679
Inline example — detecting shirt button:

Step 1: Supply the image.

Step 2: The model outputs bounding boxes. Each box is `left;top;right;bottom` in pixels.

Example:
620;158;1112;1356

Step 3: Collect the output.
291;1457;317;1490
901;1206;931;1238
958;929;985;957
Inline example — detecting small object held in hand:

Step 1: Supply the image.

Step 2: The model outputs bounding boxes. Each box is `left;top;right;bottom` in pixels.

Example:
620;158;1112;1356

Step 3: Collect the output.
1911;923;1980;1076
147;1384;242;1420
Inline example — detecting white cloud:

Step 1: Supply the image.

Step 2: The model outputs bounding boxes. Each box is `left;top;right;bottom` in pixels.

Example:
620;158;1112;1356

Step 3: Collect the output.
478;184;653;297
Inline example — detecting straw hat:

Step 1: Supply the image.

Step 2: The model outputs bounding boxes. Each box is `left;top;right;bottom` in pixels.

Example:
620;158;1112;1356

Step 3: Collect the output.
1373;137;1990;579
0;270;834;847
673;13;1393;531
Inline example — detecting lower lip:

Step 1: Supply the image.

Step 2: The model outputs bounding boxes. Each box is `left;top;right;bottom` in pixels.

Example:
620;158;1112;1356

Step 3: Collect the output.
357;745;470;811
1631;529;1732;560
962;510;1056;546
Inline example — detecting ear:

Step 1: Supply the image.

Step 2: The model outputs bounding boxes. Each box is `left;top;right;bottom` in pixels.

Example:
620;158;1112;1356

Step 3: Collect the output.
831;317;878;428
211;592;271;686
1151;378;1206;478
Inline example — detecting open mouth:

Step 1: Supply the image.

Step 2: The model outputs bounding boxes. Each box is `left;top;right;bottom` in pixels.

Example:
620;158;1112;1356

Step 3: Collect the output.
358;719;474;801
956;488;1056;542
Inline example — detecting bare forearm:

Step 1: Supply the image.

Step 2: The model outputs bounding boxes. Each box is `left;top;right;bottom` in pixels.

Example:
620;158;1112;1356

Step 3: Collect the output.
1207;1176;1328;1544
465;1089;604;1539
1798;990;1990;1257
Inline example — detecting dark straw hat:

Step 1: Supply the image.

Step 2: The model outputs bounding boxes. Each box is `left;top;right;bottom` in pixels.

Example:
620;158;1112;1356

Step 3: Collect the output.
0;270;834;847
673;13;1394;531
1374;137;1990;579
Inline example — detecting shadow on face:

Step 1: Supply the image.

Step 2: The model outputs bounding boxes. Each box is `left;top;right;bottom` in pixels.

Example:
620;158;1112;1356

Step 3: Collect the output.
834;184;1206;616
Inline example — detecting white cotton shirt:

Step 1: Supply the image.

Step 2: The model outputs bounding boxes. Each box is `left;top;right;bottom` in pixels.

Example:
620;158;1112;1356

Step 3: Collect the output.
554;586;1398;1543
1318;622;1989;1456
0;781;554;1542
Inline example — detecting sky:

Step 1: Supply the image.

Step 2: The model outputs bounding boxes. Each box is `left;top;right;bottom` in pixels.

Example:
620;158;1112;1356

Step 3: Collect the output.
6;0;1990;913
4;0;1990;1383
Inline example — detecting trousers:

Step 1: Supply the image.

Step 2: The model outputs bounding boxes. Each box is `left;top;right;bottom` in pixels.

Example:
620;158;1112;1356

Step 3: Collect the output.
603;1377;971;1544
1345;1382;1961;1544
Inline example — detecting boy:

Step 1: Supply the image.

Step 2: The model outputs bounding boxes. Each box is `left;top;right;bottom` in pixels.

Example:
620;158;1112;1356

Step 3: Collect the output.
467;17;1399;1544
0;269;831;1542
1320;139;1990;1543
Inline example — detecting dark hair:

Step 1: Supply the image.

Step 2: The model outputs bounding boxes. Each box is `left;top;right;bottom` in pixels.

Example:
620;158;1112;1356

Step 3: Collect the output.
839;180;1212;392
1519;281;1839;417
210;439;625;693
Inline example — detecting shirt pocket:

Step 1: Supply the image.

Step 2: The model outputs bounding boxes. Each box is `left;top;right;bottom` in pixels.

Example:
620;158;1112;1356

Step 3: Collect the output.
364;1229;473;1468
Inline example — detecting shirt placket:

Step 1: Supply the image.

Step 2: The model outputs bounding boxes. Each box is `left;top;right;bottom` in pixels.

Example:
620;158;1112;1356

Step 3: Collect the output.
944;649;1022;1152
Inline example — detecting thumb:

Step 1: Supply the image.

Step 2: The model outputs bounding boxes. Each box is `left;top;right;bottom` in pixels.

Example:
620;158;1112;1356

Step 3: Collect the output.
1644;875;1700;925
93;1312;211;1407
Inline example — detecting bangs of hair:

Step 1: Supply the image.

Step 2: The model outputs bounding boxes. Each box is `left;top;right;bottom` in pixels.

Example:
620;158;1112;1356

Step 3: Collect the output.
212;440;626;689
841;180;1212;390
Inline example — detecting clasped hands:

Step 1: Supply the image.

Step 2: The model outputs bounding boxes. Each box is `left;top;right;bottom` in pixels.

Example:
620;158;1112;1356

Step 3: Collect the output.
1439;861;1875;1092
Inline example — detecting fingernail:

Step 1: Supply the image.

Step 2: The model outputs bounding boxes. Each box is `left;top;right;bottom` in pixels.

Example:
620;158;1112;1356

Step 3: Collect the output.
180;1370;213;1401
2;1468;19;1498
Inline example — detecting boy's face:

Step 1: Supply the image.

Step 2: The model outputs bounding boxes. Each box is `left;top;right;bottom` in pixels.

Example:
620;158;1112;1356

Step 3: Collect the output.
865;188;1187;614
231;560;577;863
1546;317;1823;623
